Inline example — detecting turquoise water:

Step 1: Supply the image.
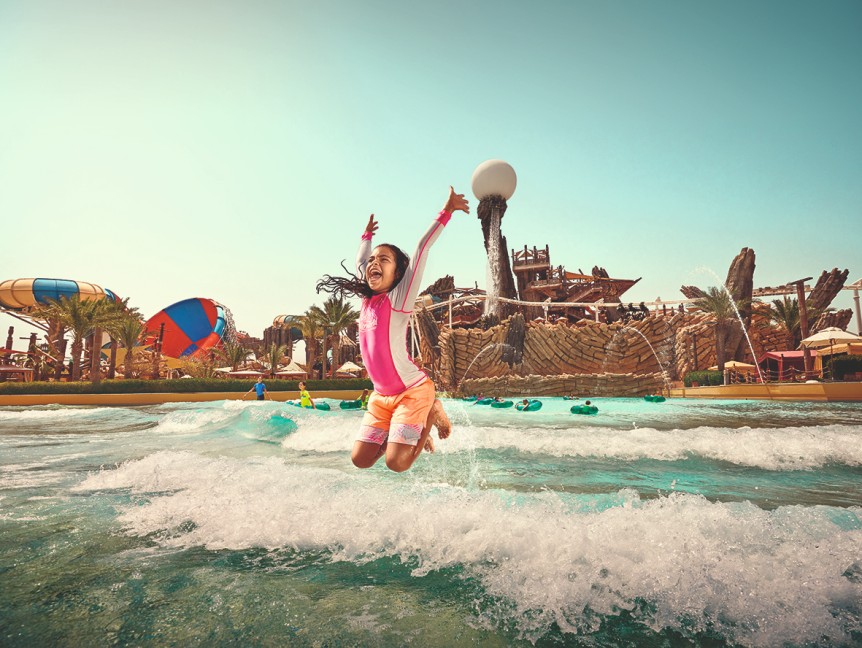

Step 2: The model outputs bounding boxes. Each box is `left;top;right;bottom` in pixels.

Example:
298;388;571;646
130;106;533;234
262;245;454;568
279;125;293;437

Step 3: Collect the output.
1;397;861;647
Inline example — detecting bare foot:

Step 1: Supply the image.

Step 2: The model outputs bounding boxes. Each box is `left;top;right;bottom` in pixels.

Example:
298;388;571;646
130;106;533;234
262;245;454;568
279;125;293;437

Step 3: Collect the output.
424;436;435;453
432;399;452;439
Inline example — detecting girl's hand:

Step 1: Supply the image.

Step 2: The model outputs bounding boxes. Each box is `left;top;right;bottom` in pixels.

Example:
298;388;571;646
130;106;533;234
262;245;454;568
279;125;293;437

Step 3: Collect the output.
444;186;470;214
365;214;379;235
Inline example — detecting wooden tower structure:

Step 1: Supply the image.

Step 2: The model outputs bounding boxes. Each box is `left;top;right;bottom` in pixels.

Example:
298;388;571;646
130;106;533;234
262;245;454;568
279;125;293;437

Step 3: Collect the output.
511;245;640;319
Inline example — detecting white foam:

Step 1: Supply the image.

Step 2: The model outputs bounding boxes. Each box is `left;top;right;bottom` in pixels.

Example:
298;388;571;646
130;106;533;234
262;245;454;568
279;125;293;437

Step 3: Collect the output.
279;414;356;453
75;451;862;646
0;462;69;488
152;405;243;434
0;407;109;421
438;423;862;470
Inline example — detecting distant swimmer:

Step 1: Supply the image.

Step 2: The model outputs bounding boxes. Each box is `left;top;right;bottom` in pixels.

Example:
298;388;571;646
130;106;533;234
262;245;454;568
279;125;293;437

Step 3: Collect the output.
298;381;316;409
316;186;467;472
243;376;268;401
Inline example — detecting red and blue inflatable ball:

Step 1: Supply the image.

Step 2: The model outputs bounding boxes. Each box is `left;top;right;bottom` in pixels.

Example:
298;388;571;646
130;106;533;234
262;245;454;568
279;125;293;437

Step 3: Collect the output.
145;298;228;359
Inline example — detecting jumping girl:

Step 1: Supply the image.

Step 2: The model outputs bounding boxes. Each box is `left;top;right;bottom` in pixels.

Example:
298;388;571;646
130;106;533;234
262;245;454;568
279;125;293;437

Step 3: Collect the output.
316;186;469;472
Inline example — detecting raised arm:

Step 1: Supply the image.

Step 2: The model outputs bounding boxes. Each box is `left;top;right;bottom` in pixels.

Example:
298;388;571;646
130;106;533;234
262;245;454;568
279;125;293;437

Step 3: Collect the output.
390;187;469;312
356;214;378;278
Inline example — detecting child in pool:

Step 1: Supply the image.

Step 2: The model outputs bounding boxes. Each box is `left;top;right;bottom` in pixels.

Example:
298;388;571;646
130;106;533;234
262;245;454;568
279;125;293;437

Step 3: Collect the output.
316;186;468;472
298;381;316;409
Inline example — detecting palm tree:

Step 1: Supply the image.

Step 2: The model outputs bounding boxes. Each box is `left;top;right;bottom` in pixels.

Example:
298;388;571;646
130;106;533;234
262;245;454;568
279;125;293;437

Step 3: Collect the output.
102;299;144;379
220;339;248;372
44;318;68;380
768;297;800;347
296;311;323;379
309;296;359;377
692;286;748;373
265;343;288;378
768;297;830;348
30;296;119;381
115;316;148;379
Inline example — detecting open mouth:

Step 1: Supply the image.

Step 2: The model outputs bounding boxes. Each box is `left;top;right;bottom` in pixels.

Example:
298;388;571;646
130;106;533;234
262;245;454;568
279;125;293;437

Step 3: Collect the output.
368;269;382;281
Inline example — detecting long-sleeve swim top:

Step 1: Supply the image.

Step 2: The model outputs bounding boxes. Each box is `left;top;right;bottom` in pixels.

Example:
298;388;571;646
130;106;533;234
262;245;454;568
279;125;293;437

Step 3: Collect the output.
356;210;452;396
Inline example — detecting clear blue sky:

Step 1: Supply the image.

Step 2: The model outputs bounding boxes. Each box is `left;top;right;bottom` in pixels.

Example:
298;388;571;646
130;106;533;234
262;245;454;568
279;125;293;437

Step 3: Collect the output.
1;0;860;340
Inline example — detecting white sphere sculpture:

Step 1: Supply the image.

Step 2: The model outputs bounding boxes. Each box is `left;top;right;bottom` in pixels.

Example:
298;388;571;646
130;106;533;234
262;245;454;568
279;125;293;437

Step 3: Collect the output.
471;159;517;201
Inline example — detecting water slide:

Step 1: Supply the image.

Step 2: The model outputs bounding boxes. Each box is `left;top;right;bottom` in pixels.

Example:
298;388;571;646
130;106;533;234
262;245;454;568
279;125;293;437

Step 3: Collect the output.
0;278;121;310
145;298;231;359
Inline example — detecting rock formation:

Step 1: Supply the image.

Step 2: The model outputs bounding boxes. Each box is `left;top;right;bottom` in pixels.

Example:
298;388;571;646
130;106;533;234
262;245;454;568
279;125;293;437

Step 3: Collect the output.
808;268;850;334
415;306;441;381
814;309;853;331
723;248;756;362
476;196;519;314
680;285;706;299
420;275;455;300
501;312;525;366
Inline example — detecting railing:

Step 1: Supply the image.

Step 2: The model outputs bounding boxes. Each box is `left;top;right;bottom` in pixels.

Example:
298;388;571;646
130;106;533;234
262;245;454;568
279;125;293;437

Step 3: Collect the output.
725;367;829;384
416;294;698;313
511;245;550;268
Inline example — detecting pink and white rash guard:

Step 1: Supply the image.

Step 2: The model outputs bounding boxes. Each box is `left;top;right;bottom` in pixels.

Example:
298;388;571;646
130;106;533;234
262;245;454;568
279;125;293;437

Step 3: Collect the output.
357;210;452;396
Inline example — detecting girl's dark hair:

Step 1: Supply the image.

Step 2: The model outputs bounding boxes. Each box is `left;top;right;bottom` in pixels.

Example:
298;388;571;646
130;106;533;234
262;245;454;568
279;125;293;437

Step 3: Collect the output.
316;243;409;299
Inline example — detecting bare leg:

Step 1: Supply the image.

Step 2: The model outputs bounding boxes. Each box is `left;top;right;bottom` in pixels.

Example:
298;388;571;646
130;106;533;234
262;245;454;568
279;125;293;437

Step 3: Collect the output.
431;399;451;439
385;440;423;473
352;440;386;469
385;400;452;473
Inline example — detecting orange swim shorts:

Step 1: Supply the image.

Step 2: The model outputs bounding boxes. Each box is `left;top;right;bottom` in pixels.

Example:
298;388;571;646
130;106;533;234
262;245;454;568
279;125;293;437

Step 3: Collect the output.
357;379;435;447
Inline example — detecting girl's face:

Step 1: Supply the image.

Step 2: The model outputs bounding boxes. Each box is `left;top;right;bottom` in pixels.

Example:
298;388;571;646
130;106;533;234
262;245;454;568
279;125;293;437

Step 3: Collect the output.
366;245;397;293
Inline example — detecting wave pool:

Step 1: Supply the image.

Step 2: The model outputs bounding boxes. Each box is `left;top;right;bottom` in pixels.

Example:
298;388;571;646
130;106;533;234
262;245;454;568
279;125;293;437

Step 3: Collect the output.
1;397;861;646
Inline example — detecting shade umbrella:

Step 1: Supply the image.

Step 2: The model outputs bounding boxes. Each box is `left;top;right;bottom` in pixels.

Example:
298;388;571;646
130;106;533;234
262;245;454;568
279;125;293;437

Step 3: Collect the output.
276;359;307;377
799;327;862;349
336;361;363;374
708;360;756;371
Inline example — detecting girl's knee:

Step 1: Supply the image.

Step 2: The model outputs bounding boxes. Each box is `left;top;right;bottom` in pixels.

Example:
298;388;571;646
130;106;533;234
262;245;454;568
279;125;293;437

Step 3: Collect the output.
352;452;375;469
385;455;411;473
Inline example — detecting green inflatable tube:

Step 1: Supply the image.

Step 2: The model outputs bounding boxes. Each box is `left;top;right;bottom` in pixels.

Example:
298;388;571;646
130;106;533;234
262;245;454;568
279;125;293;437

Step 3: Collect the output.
490;400;514;408
339;400;362;410
289;400;330;411
571;405;598;415
515;399;542;412
643;395;666;403
475;397;494;405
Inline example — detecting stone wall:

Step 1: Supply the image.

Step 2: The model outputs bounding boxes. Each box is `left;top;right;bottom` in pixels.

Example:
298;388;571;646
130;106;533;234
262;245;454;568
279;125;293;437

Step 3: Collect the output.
436;311;793;393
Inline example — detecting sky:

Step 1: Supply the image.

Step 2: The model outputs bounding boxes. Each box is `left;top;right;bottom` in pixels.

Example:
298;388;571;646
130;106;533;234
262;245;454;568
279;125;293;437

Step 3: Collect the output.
1;0;860;343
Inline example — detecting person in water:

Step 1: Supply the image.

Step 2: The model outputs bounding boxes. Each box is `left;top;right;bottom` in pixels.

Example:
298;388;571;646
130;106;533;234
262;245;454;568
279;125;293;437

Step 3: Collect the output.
244;376;268;401
360;389;370;410
298;381;316;409
316;186;466;472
